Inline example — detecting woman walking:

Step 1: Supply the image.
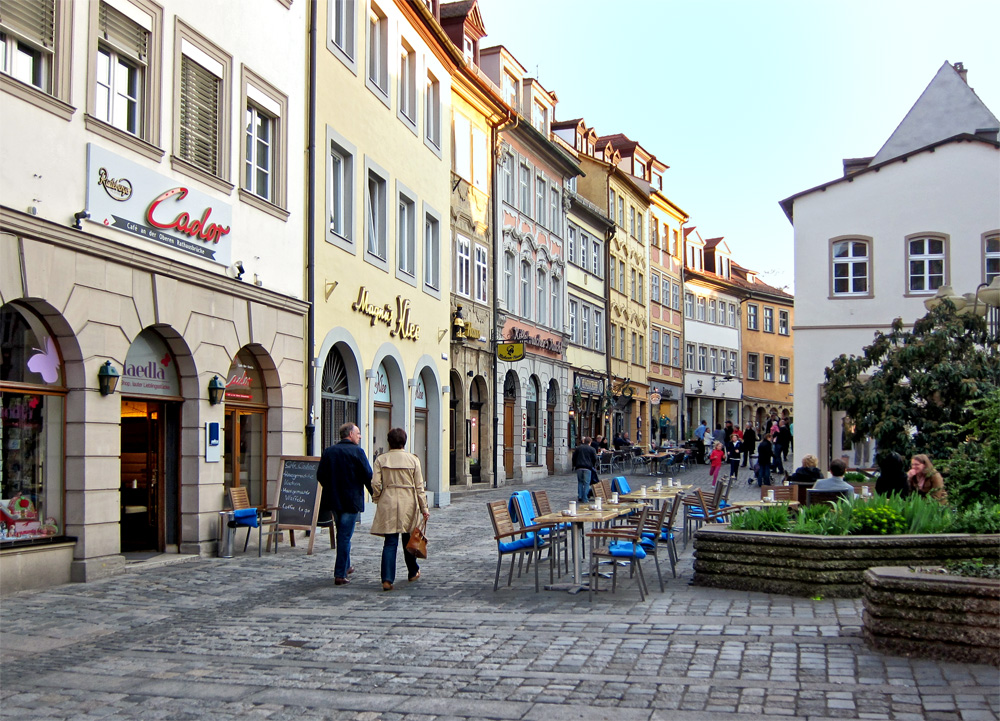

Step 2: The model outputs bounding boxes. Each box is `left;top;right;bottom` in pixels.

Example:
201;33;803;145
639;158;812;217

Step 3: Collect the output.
370;428;430;591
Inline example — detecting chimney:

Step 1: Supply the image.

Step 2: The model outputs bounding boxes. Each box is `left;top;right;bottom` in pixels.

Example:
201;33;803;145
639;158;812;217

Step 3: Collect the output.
954;62;968;84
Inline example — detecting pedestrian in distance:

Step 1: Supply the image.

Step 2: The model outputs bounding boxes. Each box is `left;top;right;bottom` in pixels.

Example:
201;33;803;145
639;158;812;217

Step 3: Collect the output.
709;440;725;486
756;433;774;487
572;436;599;503
317;422;373;586
694;420;708;464
726;435;741;483
370;427;430;592
741;423;757;467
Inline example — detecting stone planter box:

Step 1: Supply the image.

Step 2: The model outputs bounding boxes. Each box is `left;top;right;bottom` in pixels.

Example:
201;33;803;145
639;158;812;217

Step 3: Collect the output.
692;525;1000;598
863;566;999;666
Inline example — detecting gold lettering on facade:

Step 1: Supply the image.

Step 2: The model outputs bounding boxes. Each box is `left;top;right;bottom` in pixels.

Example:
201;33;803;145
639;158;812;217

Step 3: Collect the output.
351;286;421;342
352;286;393;327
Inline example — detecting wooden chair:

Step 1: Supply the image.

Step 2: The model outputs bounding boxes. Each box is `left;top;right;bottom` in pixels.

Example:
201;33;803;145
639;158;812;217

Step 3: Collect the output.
586;506;650;601
531;490;570;575
599;478;614;501
487;500;553;592
761;485;795;501
228;486;281;556
807;488;852;506
683;488;739;546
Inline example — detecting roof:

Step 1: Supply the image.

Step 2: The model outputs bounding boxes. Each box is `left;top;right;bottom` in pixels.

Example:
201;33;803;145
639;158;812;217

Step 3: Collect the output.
440;1;475;19
683;226;696;239
871;61;999;166
704;237;724;250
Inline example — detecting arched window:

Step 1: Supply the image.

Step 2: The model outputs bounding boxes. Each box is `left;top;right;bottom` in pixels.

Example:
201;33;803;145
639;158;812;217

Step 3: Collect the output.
321;347;358;450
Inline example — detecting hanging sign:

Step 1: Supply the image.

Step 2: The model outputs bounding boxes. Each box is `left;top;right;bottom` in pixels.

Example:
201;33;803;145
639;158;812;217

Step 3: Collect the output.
86;144;233;265
497;342;525;362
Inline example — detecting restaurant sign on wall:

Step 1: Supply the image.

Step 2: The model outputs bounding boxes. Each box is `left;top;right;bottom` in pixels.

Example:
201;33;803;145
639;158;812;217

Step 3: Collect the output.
85;144;233;265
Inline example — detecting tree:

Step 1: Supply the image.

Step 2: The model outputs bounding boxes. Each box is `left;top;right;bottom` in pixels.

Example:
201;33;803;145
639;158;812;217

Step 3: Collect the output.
822;301;1000;466
939;390;1000;508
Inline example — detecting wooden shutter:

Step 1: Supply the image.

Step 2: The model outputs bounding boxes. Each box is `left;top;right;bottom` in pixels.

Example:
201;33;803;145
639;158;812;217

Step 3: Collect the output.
0;0;55;47
98;1;146;61
179;54;219;174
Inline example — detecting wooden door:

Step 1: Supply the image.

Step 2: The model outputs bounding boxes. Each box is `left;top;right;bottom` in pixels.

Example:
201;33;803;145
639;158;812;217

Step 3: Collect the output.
503;399;514;477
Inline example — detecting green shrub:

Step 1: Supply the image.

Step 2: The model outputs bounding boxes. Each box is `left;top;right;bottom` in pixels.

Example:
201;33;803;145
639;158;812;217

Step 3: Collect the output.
728;505;791;532
948;502;1000;534
791;502;854;535
944;558;1000;579
844;471;871;484
851;505;906;535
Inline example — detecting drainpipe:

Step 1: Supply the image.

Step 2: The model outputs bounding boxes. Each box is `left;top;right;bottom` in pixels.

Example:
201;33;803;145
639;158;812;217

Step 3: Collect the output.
304;0;318;455
491;123;499;487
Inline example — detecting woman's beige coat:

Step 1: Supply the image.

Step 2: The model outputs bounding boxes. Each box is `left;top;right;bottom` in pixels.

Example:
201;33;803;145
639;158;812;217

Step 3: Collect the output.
370;449;429;535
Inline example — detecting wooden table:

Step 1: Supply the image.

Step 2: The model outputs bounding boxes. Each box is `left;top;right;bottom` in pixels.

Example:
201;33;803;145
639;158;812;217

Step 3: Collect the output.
535;505;637;593
641;452;670;475
730;500;801;511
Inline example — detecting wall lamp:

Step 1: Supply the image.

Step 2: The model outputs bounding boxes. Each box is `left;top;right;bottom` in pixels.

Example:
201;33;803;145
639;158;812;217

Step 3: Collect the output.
208;375;227;405
98;360;120;396
72;210;90;230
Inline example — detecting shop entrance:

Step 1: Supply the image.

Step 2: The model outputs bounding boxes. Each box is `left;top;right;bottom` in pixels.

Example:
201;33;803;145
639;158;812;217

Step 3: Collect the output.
120;400;178;552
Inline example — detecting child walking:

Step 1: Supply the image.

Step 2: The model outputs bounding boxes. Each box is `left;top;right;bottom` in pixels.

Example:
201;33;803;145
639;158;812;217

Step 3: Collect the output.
709;440;725;486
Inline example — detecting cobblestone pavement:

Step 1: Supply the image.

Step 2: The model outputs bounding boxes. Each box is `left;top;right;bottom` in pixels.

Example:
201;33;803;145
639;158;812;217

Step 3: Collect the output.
2;464;997;721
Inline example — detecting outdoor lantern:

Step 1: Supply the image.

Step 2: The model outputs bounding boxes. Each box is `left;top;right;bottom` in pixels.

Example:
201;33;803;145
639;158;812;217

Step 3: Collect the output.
98;360;120;396
208;375;227;405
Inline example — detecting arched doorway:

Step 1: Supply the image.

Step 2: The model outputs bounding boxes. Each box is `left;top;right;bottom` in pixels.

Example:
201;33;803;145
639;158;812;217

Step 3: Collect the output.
502;370;518;477
119;329;182;552
0;303;67;542
546;380;557;474
449;369;463;486
222;349;267;507
320;346;359;451
469;377;485;483
413;374;428;482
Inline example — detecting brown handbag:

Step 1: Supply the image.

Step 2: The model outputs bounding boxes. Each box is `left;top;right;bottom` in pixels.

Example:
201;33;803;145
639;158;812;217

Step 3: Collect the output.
406;518;428;559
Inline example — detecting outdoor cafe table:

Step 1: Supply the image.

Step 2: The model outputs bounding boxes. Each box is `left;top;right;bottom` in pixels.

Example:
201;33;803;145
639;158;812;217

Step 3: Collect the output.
641;452;670;475
730;500;801;511
621;485;692;506
534;503;641;593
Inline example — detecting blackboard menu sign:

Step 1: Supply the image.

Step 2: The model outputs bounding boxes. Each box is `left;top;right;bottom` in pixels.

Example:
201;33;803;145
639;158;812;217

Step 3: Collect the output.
276;456;322;554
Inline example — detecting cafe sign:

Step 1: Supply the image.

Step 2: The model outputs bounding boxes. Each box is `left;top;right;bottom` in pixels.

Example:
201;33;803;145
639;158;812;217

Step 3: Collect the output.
351;286;420;342
85;144;233;265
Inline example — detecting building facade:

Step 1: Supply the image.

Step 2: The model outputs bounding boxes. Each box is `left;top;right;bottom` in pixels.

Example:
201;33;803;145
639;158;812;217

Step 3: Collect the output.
1;0;308;589
782;61;999;468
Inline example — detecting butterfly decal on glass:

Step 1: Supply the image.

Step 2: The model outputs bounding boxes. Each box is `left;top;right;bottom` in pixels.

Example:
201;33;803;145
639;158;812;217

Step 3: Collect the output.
27;336;60;383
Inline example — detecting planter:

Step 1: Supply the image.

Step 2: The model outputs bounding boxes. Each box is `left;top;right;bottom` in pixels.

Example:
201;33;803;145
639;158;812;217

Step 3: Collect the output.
691;525;1000;598
863;566;999;666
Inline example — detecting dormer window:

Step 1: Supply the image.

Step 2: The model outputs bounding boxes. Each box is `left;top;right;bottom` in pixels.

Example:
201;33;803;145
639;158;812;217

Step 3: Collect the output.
531;99;547;134
502;69;518;110
635;158;646;179
463;35;474;64
652;172;662;190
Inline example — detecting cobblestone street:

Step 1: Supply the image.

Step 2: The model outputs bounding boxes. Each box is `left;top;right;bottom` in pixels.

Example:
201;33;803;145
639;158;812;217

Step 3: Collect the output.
2;468;997;721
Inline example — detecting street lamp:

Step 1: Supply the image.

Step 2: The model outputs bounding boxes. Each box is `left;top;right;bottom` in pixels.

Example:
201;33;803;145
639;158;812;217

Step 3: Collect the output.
97;360;120;396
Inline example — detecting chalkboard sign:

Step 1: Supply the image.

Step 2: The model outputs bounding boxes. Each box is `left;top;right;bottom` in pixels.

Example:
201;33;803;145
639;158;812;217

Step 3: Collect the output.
276;456;323;554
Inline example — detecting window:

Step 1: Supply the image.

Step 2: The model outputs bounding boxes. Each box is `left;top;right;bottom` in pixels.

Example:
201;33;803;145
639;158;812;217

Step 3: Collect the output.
619;261;625;292
763;307;774;333
329;0;357;67
535;176;546;226
241;68;288;210
763;355;774;382
569;300;578;342
580;233;588;270
568;225;576;264
550;188;560;235
536;269;547;324
424;71;441;150
710;348;718;374
519;163;531;214
592;238;601;277
638;273;644;303
503;252;515;309
631;332;637;363
651;329;660;363
747;303;758;330
987;234;1000;284
708;299;716;324
453;113;471;180
685;343;695;370
672;283;680;311
630;269;637;300
610;323;616;357
684;292;693;318
637;212;643;243
697;346;707;372
520;260;531;317
501;152;514;203
177;31;230;181
93;2;148;137
531;98;546;133
474;244;488;303
651;220;659;248
608;257;616;291
2;0;73;112
638;335;644;365
779;357;789;384
747;353;759;381
729;303;736;328
397;189;415;277
832;238;870;296
326;127;355;247
365;163;388;262
778;310;789;335
629;206;636;237
366;4;388;100
552;276;561;341
617;196;624;227
456;235;471;297
651;273;660;303
502;69;517;110
907;235;947;293
398;41;416;125
593;310;602;350
619;327;625;360
462;35;473;64
581;306;590;347
423;210;440;291
696;297;705;321
729;351;738;377
673;336;680;367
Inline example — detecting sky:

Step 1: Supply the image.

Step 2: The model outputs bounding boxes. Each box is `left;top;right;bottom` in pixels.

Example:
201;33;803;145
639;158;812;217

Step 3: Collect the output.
473;0;1000;292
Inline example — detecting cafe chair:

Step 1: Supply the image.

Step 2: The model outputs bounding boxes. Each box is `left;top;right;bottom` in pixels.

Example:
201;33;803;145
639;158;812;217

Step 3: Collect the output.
509;491;566;575
597;451;614;475
761;486;795;501
633;501;673;592
683;488;738;547
807;489;852;506
228;486;281;557
586;506;651;601
611;476;632;495
487;500;554;592
531;490;571;575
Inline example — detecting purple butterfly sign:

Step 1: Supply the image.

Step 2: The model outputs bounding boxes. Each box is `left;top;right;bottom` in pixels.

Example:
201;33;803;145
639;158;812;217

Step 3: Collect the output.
27;337;60;384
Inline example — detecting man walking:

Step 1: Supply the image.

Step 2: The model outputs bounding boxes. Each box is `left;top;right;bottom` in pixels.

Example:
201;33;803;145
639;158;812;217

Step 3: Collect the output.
317;422;373;586
694;419;708;464
572;436;599;503
741;423;757;467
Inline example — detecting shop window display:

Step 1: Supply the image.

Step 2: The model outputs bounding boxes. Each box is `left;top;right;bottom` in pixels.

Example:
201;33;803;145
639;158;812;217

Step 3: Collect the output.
0;304;66;542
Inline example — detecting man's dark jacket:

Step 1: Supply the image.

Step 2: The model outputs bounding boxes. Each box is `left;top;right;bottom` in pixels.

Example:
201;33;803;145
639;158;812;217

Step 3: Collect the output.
757;439;773;468
317;439;373;515
572;443;598;470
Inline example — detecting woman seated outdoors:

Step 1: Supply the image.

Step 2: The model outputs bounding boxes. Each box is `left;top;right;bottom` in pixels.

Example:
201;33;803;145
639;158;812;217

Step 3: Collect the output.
788;454;824;486
907;454;947;504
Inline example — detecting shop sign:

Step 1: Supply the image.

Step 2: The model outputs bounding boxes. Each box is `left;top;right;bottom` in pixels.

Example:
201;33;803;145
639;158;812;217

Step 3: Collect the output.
121;332;179;396
650;392;661;404
85;144;233;265
372;362;391;403
575;375;603;395
351;287;420;342
496;342;524;362
507;327;563;354
224;352;264;404
414;376;427;410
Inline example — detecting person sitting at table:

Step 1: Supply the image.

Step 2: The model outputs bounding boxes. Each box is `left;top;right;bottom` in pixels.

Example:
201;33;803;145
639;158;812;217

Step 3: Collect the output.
591;435;608;451
789;454;825;486
612;432;628;450
813;458;855;497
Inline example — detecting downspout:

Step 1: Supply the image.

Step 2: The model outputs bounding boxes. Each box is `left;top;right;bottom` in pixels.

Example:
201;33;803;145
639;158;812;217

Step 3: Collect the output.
305;0;318;455
603;166;615;440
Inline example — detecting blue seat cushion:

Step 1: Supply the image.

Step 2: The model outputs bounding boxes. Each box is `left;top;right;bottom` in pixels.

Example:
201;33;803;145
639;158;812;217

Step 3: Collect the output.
509;491;537;525
498;536;541;553
607;541;646;559
611;476;631;494
233;508;259;527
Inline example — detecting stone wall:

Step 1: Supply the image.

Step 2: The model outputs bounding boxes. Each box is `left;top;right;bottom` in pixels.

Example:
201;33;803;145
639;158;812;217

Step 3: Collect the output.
863;566;999;666
692;526;1000;597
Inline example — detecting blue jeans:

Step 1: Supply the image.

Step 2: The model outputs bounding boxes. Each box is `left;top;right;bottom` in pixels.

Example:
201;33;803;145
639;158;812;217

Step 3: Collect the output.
334;511;359;579
759;465;772;486
576;469;591;501
381;532;419;584
772;444;785;473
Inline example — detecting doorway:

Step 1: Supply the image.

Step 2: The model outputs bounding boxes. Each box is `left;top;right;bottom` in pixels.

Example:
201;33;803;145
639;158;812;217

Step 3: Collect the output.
223;409;266;506
120;399;178;552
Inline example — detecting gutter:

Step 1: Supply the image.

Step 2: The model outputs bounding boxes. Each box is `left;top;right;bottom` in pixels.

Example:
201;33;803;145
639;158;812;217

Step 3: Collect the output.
305;0;318;454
